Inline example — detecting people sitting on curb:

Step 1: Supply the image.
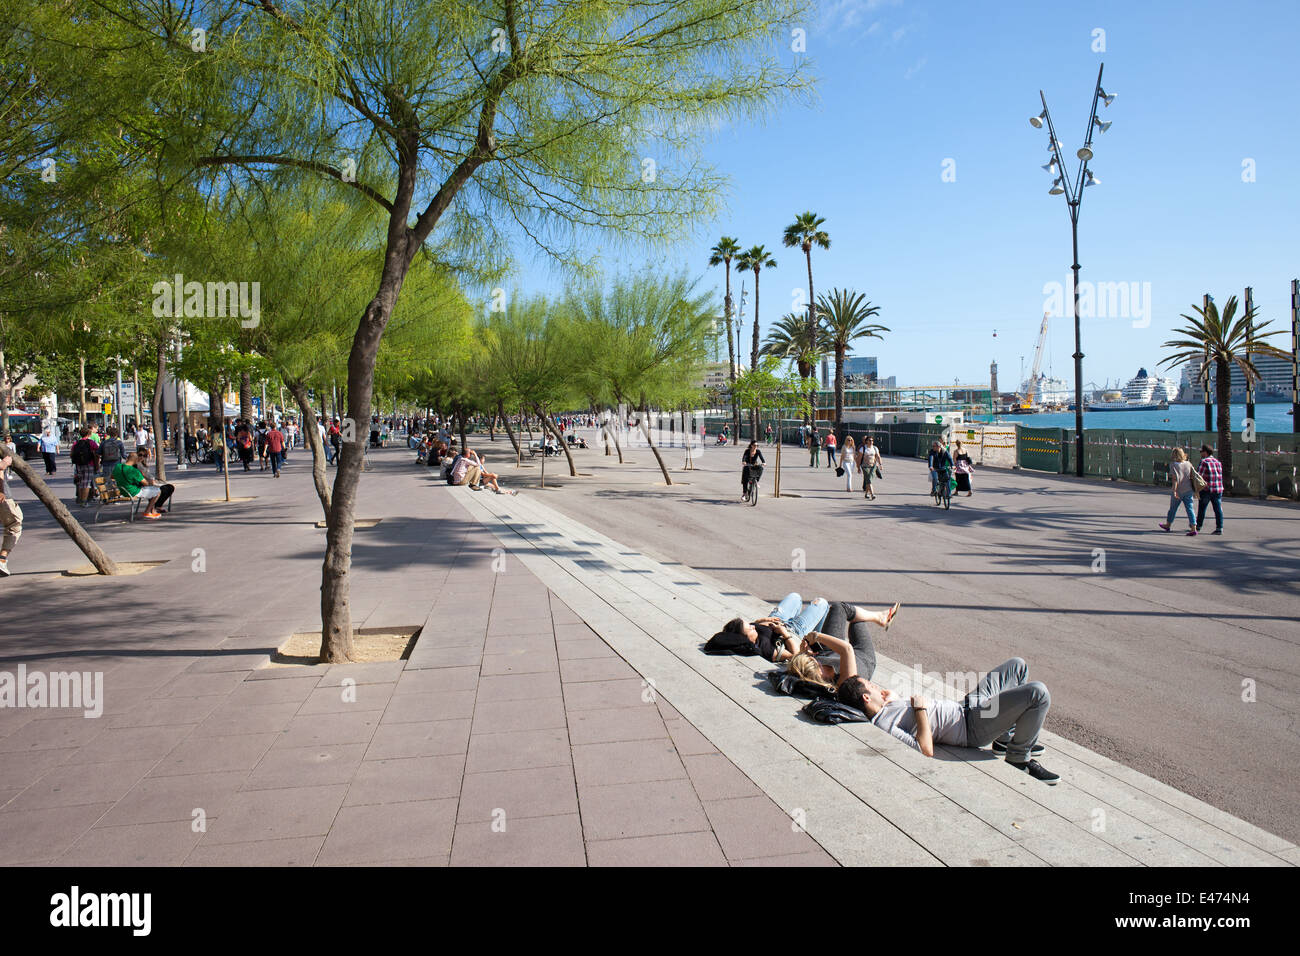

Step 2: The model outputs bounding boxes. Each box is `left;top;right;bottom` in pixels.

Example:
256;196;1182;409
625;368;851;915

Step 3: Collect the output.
448;449;516;495
111;449;175;520
838;657;1060;784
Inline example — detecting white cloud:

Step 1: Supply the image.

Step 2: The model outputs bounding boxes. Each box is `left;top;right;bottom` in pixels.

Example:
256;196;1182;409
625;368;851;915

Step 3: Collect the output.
904;56;927;80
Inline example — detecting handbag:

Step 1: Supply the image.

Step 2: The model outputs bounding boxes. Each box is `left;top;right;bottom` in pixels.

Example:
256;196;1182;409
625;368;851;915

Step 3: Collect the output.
1189;466;1207;493
835;466;845;477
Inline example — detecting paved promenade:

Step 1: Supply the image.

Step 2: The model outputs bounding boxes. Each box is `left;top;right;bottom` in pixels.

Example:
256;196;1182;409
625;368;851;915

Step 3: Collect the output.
1;439;1294;865
0;449;829;865
507;429;1300;845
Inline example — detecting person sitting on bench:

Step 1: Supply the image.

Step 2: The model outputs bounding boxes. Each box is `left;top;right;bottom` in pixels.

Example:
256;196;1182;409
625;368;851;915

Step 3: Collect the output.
111;450;175;520
837;657;1060;784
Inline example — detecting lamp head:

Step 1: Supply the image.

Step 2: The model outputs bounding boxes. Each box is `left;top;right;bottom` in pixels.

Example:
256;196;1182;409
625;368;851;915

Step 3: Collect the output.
1076;145;1094;161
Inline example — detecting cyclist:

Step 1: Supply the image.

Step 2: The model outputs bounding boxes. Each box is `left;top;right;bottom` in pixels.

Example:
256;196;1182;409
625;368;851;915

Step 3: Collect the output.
927;440;953;498
741;440;765;498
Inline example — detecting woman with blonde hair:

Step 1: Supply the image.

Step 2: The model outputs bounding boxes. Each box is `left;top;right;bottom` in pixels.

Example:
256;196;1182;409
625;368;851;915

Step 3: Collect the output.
1158;447;1198;535
785;600;901;698
839;435;857;492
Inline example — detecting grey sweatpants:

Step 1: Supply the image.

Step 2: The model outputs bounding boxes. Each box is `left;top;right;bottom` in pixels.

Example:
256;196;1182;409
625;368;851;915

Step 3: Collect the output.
962;658;1050;764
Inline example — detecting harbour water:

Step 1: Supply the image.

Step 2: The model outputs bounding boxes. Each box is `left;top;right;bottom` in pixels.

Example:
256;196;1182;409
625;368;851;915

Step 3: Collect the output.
982;403;1296;434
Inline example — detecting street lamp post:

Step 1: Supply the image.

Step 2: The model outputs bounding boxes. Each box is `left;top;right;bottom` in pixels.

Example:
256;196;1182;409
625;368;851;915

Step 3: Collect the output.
1032;63;1114;477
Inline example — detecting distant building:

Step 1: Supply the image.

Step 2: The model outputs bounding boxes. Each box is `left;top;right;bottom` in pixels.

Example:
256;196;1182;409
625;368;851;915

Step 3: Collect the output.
699;361;740;393
820;356;830;388
1176;354;1296;402
843;355;878;380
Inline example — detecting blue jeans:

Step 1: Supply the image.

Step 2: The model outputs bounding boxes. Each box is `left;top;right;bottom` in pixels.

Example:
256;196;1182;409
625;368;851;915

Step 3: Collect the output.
270;450;284;474
1196;491;1223;531
1166;492;1195;527
771;593;830;640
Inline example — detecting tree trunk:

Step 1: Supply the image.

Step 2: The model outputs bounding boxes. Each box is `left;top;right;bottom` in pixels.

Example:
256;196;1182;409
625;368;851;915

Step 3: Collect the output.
208;385;222;436
498;399;520;463
5;454;119;574
834;344;846;440
152;341;167;482
220;378;231;502
750;269;761;439
639;402;672;485
1216;356;1233;492
239;371;253;423
454;402;468;454
78;356;87;425
535;406;576;476
725;262;740;447
290;381;331;522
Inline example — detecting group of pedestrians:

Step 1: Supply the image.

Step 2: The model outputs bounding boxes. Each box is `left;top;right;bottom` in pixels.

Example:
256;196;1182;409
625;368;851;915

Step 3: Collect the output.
1159;444;1225;536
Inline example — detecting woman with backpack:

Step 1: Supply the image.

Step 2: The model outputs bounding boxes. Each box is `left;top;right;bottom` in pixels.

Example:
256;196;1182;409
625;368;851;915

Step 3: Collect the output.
69;426;100;508
98;426;126;482
234;420;255;472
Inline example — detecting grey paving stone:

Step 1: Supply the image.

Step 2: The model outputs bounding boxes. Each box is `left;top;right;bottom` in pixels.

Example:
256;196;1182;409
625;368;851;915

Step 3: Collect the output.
97;770;247;827
58;820;205;866
381;690;476;724
244;743;367;790
194;700;303;737
393;667;480;695
733;850;840;867
663;717;719;756
556;638;617;661
298;682;396;716
74;725;194;764
481;650;560;677
560;657;639;683
226;675;323;705
682;753;766;802
402;645;485;670
473;696;567;734
364;719;472;760
7;757;158;812
183;652;273;674
563;678;651;711
277;710;384;748
343;755;465;806
702;795;828;862
475;671;562;702
203;784;349;845
466;728;571;774
450;812;585;866
152;670;248;699
0;714;104;753
316;797;457;865
105;695;226;729
566;705;669;746
0;803;114;864
572;738;685;788
185;835;324;866
586;831;728;867
457;766;579;823
318;661;408;686
578;779;711;842
150;733;278;777
0;746;79;789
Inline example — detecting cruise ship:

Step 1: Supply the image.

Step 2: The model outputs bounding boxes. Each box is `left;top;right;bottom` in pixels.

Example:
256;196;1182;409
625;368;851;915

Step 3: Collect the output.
1086;368;1178;411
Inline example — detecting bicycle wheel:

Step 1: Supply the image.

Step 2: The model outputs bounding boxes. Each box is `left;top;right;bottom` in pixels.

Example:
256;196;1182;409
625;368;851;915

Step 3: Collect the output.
749;480;759;506
943;485;951;509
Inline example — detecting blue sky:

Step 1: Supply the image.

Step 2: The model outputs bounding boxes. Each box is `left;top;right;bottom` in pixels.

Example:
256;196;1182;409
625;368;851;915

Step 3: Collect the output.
514;0;1300;390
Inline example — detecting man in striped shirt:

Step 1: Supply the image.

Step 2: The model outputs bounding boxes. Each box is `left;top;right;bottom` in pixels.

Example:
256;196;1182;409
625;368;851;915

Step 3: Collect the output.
1196;444;1224;535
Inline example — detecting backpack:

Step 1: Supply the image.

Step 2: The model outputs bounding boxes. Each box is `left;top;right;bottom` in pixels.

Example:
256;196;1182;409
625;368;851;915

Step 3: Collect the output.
70;439;93;466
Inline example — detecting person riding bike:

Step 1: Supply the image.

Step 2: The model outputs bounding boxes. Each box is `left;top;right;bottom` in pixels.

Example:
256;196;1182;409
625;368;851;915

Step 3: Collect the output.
741;440;765;497
927;440;953;497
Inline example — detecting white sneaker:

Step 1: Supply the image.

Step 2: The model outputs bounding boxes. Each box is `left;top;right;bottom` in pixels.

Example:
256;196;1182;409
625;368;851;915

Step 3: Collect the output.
0;558;9;577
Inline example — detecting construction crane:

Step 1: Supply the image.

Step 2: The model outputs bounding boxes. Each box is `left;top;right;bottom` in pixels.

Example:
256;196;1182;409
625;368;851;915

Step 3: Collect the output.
1016;312;1051;411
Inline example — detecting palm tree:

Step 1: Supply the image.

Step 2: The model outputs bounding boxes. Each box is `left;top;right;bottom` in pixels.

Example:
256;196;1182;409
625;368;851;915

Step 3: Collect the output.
783;212;830;425
735;244;776;437
1159;295;1290;492
708;236;741;443
816;289;887;439
761;312;830;381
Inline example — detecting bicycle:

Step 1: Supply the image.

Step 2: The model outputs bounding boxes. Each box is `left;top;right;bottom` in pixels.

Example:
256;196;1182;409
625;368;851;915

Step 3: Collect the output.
742;465;762;506
931;468;952;509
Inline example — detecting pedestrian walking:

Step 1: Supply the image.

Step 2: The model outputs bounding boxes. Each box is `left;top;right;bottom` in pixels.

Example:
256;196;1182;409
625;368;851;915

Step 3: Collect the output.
858;436;881;499
234;419;255;472
134;423;150;452
39;426;59;475
839;435;857;491
825;430;837;468
0;446;22;576
953;441;975;497
267;422;286;477
765;423;773;445
69;426;100;508
1195;444;1224;535
1158;447;1198;535
809;431;820;467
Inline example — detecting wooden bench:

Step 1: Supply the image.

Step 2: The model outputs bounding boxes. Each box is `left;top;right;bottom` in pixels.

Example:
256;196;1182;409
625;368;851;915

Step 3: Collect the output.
93;476;144;523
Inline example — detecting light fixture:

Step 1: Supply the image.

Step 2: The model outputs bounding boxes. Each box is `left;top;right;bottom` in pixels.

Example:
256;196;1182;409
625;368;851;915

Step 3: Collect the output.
1048;139;1062;151
1030;110;1047;128
1076;145;1093;161
1099;88;1116;107
1049;178;1065;195
1093;117;1111;133
1041;161;1057;174
1084;170;1099;187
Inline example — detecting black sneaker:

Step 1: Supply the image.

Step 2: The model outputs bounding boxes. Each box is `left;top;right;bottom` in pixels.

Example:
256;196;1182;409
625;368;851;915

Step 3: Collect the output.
1008;759;1059;785
993;740;1045;757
